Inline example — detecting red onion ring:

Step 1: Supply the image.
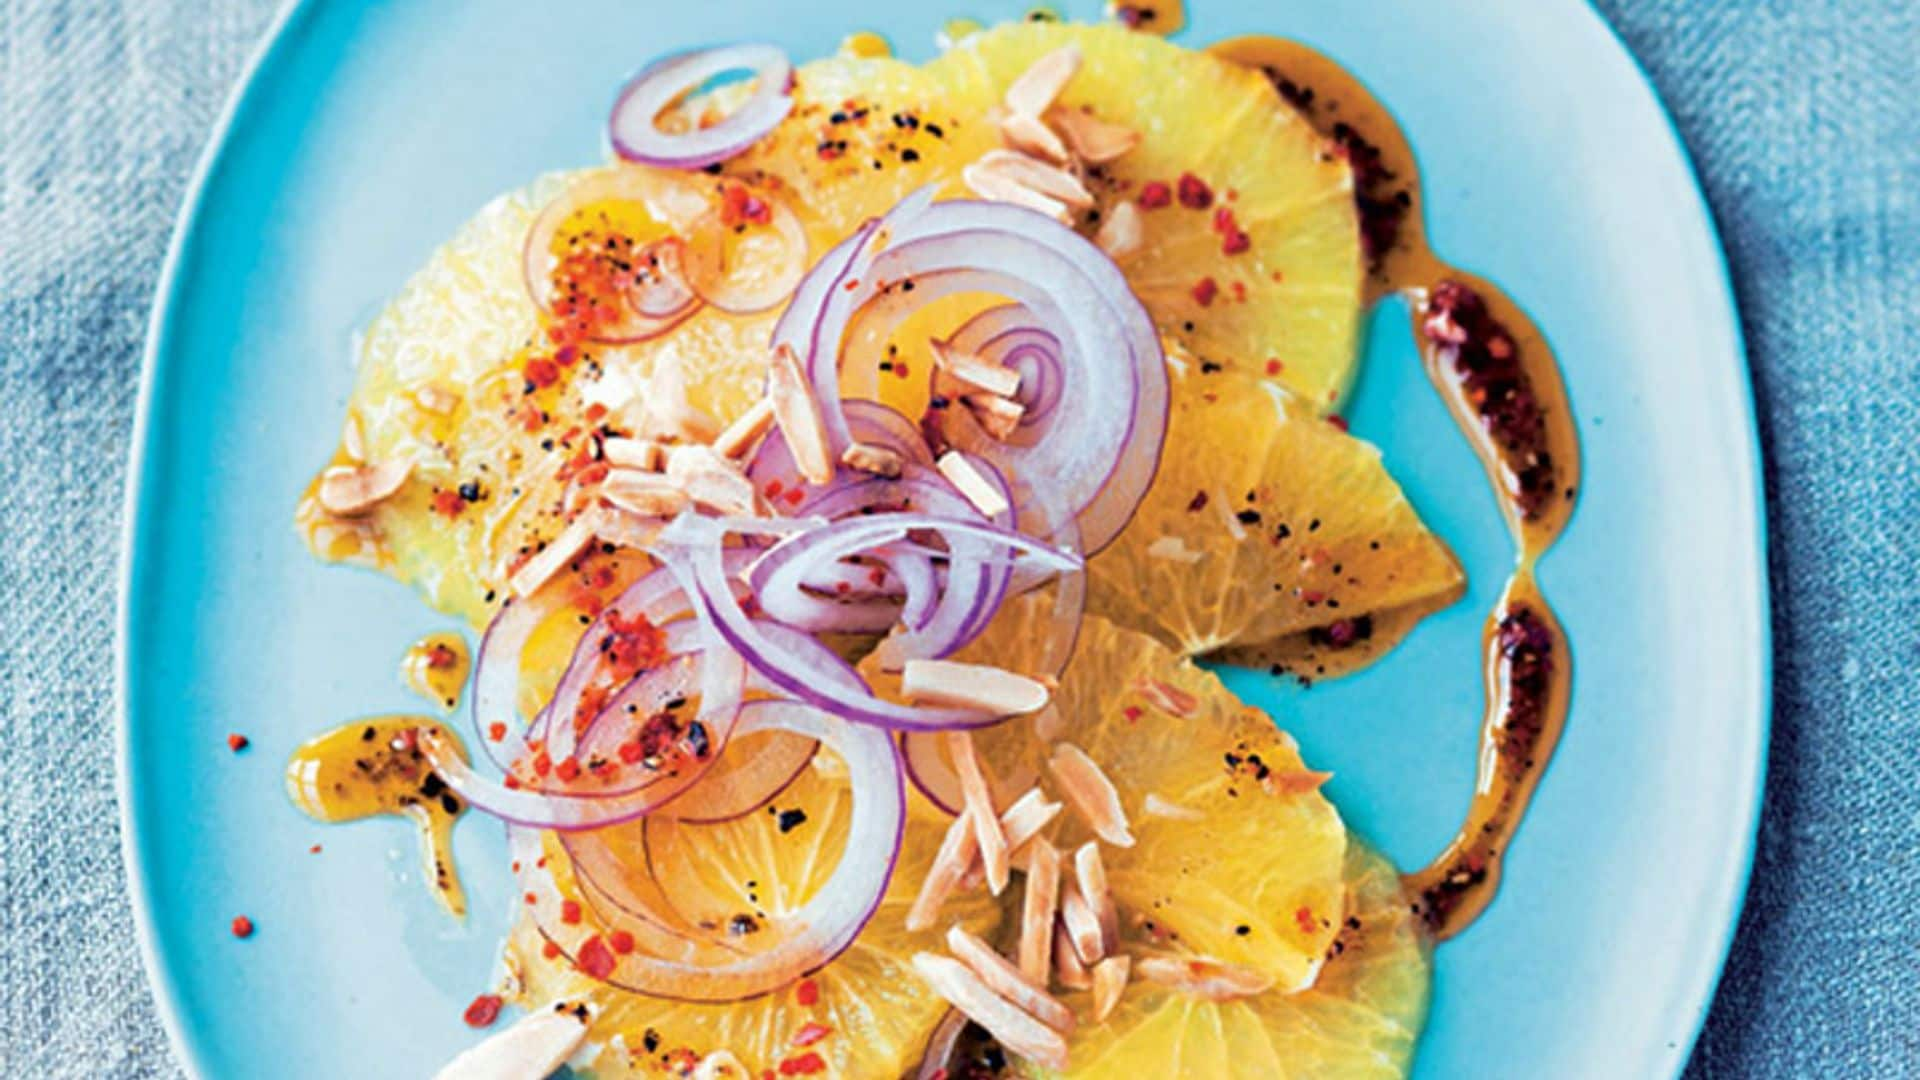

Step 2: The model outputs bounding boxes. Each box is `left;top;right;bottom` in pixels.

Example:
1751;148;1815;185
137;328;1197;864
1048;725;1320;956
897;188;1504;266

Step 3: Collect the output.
521;169;706;343
681;183;810;313
514;697;903;1002
609;44;794;170
772;191;1167;555
946;304;1066;428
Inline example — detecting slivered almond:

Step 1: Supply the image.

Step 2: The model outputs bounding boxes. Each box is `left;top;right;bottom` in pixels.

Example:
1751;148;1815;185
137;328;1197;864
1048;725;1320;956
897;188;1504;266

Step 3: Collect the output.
1053;918;1092;990
974;149;1094;209
1095;200;1145;260
1090;956;1131;1023
666;444;758;516
963;159;1070;222
1135;955;1276;1000
931;339;1023;398
903;659;1049;716
767;344;834;484
948;731;1010;896
1048;106;1140;164
1074;843;1119;952
908;807;981;932
431;1000;591;1080
937;451;1011;518
601;469;688;519
912;953;1069;1071
965;393;1025;441
1018;838;1060;985
317;460;411;516
639;357;721;444
841;441;905;478
1048;742;1134;847
998;110;1073;166
1143;792;1204;821
1059;875;1105;966
1135;677;1199;718
946;925;1075;1033
341;412;366;463
508;511;602;598
1000;788;1064;853
1004;45;1083;118
711;397;775;460
603;436;666;471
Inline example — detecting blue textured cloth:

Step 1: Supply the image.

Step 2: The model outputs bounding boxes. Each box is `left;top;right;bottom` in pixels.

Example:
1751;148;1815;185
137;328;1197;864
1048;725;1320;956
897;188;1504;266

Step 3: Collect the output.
0;0;1913;1076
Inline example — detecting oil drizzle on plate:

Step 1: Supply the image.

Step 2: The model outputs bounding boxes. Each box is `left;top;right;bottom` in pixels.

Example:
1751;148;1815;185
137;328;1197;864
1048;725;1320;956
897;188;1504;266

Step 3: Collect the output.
285;718;471;917
1212;36;1581;941
401;632;471;712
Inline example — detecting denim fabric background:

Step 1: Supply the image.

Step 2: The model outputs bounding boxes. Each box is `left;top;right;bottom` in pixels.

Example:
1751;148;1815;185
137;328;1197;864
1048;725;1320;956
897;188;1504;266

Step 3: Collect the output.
0;0;1913;1076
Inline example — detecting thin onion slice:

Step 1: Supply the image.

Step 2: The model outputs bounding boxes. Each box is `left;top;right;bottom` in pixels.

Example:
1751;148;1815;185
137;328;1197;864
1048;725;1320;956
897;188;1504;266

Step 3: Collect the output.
610;45;794;170
514;698;904;1002
521;168;708;343
681;182;810;313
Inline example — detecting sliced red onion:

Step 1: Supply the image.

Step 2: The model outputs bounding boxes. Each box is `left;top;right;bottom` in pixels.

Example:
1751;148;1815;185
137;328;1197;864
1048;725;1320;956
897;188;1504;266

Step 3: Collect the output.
609;44;794;170
521;169;706;343
772;191;1167;554
746;399;934;512
657;512;1073;731
515;697;904;1002
947;304;1066;428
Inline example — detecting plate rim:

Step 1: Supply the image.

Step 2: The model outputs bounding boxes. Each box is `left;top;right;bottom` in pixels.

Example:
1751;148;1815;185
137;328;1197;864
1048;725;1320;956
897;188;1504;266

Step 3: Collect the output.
113;2;1773;1077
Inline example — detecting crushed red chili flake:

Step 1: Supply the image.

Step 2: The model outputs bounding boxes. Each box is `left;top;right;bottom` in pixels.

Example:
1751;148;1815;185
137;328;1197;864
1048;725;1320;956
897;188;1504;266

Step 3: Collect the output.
720;182;774;228
541;940;562;960
1265;359;1283;375
532;752;553;777
577;935;616;979
309;844;322;854
1176;172;1214;209
1123;705;1143;723
609;929;636;955
560;899;583;925
794;978;820;1005
488;721;508;742
779;1052;827;1075
791;1022;832;1047
230;915;254;939
1136;180;1172;209
226;733;249;752
524;357;561;390
431;489;465;518
1191;277;1219;306
1295;906;1317;933
1326;415;1349;432
555;757;582;783
503;774;523;790
463;994;503;1028
425;643;460;669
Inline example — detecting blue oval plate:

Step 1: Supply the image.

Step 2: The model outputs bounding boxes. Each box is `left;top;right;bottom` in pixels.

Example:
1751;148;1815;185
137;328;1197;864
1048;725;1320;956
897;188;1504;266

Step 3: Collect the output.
120;1;1768;1076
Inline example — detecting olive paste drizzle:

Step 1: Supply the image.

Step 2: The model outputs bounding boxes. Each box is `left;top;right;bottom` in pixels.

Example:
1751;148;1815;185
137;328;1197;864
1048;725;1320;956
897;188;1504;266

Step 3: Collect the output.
1210;36;1581;941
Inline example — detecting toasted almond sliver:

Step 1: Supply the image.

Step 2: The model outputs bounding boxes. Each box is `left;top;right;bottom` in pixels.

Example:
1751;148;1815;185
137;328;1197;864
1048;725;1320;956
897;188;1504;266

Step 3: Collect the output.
639;357;721;444
508;511;602;598
998;110;1073;166
1135;955;1277;1001
908;807;981;932
317;460;412;517
430;1001;591;1080
1004;44;1083;119
948;731;1010;896
904;659;1050;716
601;468;689;519
1059;874;1105;966
931;339;1023;398
1143;533;1204;565
1048;106;1140;164
666;444;759;516
1053;917;1092;990
1048;742;1134;847
1019;838;1061;986
603;436;667;472
1074;842;1120;952
711;397;776;460
1142;792;1205;822
975;149;1094;209
937;451;1012;518
1095;199;1145;260
1001;787;1064;852
913;953;1069;1071
768;343;835;485
1090;956;1132;1023
962;159;1070;222
414;382;461;415
841;441;906;478
946;925;1076;1033
1135;677;1199;718
341;411;366;463
965;393;1025;441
